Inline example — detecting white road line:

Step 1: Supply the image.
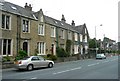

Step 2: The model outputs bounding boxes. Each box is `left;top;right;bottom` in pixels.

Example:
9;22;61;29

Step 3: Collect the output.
110;59;117;61
30;77;37;79
102;60;109;63
88;63;99;66
53;67;82;75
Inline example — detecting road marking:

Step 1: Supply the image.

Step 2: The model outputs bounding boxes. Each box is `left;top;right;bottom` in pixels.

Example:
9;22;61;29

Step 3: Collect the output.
110;59;117;61
31;77;37;79
88;63;99;66
53;67;82;75
102;60;109;63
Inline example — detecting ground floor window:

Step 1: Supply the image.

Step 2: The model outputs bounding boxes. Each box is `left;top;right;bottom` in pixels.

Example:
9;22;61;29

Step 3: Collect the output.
1;39;12;56
80;45;83;55
85;45;88;54
60;44;65;49
74;45;79;54
38;42;46;55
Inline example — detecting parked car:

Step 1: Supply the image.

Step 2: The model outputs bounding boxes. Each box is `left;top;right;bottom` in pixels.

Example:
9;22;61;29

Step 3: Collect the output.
14;56;54;71
96;53;106;59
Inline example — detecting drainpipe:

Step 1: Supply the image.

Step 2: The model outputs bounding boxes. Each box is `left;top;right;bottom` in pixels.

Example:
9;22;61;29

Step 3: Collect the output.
16;15;21;56
56;27;59;47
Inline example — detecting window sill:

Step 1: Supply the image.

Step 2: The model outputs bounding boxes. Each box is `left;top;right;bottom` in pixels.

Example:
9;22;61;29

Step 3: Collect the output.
51;36;56;38
38;34;45;36
37;54;46;55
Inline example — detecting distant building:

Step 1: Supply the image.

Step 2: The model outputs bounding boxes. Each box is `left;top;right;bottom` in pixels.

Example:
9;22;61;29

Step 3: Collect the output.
103;37;118;53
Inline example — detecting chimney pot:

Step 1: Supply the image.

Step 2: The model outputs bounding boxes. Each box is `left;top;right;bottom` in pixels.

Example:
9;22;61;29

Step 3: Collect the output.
24;3;32;11
61;14;66;22
29;4;31;7
71;20;75;26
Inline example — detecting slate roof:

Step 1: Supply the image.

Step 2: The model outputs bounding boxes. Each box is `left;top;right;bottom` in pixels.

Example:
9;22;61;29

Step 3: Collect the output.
1;1;36;20
74;25;84;34
1;1;86;34
44;15;78;32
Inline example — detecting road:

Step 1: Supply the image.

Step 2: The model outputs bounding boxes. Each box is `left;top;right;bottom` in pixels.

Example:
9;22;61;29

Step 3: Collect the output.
2;56;119;80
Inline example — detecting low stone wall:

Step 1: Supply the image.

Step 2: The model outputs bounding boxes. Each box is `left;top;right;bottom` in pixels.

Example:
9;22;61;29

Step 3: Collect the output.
54;56;78;63
2;62;14;69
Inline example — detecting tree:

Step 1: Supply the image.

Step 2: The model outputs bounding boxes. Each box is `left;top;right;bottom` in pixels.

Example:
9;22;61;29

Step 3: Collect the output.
88;38;101;56
66;40;72;56
89;38;100;49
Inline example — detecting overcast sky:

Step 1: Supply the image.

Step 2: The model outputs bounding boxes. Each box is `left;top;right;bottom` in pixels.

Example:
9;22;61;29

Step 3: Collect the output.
4;0;119;42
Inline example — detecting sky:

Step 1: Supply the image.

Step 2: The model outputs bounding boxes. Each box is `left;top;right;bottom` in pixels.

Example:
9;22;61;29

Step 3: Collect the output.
3;0;119;42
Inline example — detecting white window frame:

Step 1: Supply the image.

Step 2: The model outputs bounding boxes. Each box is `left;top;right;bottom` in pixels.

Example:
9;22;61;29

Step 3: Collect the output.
68;31;72;40
61;29;65;39
74;45;79;54
38;24;45;36
85;35;87;42
1;14;11;30
80;45;83;55
22;19;30;33
40;16;44;22
85;28;87;34
38;42;46;55
1;39;13;56
51;26;56;37
74;33;78;41
80;34;83;42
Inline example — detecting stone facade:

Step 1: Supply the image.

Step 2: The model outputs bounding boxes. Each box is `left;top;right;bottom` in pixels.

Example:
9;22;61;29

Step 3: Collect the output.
0;1;89;57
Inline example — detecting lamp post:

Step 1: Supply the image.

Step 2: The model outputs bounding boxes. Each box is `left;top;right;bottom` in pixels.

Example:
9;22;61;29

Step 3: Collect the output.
95;26;97;55
95;24;102;55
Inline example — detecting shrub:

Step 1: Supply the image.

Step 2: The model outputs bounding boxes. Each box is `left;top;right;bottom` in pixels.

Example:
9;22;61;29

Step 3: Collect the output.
66;40;72;56
47;54;51;57
2;56;14;62
15;50;27;60
56;47;68;57
49;55;57;61
46;54;57;61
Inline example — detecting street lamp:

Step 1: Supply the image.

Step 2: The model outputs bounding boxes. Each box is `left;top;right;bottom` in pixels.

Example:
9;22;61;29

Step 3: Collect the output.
95;24;102;55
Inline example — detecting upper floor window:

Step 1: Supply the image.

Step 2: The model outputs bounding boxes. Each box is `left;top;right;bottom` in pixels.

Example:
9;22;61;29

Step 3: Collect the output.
22;20;30;33
74;33;78;41
80;34;83;42
85;35;87;42
85;28;87;34
68;31;72;40
2;14;11;30
38;24;44;36
51;26;56;37
61;30;65;39
40;16;44;22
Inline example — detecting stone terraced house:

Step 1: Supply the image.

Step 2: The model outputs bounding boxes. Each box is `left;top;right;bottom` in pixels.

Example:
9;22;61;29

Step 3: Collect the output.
0;1;89;58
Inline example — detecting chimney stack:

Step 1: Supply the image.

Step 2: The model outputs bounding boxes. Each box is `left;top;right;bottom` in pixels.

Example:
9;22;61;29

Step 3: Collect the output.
71;20;75;26
61;14;66;23
24;3;32;11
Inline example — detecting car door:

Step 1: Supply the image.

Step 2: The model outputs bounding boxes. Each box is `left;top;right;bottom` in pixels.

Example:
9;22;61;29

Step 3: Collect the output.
38;56;48;67
31;57;41;68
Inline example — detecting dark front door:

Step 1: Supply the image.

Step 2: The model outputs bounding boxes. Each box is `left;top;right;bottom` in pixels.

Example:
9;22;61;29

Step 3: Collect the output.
23;42;28;54
51;44;54;55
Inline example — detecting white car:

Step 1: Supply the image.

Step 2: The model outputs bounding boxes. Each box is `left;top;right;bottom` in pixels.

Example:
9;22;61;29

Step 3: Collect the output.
14;56;54;71
96;53;106;59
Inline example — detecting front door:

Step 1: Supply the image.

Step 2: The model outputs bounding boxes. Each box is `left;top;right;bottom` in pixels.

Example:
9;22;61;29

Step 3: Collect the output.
51;44;54;55
23;42;28;54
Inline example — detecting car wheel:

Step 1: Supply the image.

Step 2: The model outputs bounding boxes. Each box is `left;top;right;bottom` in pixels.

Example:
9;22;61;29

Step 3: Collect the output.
48;63;53;68
27;64;33;71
